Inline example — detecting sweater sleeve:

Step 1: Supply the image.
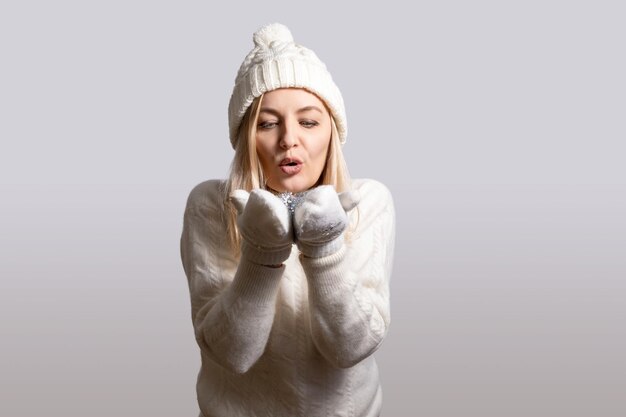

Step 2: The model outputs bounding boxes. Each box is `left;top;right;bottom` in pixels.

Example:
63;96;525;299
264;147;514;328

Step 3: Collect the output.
300;179;396;368
180;180;284;374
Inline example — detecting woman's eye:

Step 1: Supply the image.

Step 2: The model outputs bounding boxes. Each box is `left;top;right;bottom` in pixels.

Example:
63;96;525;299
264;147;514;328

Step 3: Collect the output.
300;120;319;128
258;121;278;129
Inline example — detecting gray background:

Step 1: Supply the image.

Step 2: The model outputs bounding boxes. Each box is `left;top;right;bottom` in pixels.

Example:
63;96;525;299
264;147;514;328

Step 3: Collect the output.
1;1;625;416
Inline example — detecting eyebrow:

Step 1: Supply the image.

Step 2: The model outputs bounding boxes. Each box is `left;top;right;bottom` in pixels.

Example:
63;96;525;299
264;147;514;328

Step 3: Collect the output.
259;106;324;115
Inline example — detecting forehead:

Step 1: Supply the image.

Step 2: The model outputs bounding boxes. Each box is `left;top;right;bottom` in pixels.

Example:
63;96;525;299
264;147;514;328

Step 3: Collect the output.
261;88;328;112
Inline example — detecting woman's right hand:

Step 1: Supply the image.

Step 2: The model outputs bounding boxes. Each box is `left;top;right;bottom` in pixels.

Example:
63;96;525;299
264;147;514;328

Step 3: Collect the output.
230;189;293;265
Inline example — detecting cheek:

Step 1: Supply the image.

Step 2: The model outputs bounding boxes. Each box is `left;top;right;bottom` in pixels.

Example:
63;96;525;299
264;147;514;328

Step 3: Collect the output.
312;131;331;161
308;140;330;176
255;139;273;164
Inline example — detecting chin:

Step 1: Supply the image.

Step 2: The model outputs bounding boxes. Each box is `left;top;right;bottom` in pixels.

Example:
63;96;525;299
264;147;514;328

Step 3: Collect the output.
270;177;315;194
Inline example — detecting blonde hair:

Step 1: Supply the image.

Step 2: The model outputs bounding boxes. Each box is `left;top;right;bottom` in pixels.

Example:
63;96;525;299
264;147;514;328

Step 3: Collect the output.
224;92;353;256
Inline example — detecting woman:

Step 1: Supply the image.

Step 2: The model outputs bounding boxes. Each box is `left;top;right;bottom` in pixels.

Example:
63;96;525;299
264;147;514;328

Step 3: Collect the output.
180;23;396;417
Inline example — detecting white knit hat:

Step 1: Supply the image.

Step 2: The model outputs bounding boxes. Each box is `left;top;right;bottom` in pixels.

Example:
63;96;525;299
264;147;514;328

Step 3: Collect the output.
227;23;347;150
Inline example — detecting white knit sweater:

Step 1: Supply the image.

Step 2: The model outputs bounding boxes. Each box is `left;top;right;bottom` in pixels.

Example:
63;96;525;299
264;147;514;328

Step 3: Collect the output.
180;178;395;417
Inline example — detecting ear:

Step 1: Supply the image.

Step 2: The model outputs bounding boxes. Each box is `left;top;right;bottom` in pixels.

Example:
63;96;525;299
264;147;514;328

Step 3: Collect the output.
229;189;250;215
338;190;360;213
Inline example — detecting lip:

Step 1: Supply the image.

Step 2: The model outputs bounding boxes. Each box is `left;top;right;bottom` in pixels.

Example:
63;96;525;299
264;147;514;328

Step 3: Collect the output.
279;157;303;166
279;157;303;175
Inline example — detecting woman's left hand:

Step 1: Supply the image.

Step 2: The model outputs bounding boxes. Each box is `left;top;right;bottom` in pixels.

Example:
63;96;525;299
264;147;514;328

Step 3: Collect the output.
293;185;359;258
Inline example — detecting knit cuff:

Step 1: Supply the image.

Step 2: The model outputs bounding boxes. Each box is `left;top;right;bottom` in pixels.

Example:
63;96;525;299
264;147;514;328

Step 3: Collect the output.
297;234;345;259
225;257;285;307
299;245;351;298
241;240;292;266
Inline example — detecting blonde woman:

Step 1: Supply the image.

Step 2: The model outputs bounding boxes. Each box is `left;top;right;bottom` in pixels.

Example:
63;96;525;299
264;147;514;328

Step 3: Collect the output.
180;23;396;417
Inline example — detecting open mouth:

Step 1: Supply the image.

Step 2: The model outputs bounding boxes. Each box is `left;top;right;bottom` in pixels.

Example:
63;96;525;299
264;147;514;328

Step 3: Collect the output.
279;158;303;175
279;157;302;167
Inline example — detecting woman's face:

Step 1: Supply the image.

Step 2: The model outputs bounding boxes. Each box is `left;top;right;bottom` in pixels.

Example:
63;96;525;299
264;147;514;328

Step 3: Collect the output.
255;88;332;193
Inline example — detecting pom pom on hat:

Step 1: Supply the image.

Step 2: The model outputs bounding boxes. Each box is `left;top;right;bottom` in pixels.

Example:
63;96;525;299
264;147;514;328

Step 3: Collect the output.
253;23;294;47
228;23;347;150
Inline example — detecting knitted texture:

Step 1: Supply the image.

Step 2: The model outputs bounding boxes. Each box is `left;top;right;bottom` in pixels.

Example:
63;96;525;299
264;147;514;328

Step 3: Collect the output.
228;23;347;149
180;178;395;417
229;188;293;265
294;185;360;258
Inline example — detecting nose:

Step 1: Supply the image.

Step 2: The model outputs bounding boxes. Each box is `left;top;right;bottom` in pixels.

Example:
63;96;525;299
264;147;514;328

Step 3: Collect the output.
279;120;297;150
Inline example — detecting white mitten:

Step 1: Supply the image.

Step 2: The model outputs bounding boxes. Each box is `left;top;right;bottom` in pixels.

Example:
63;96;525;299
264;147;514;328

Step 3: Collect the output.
230;189;293;265
293;185;360;258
